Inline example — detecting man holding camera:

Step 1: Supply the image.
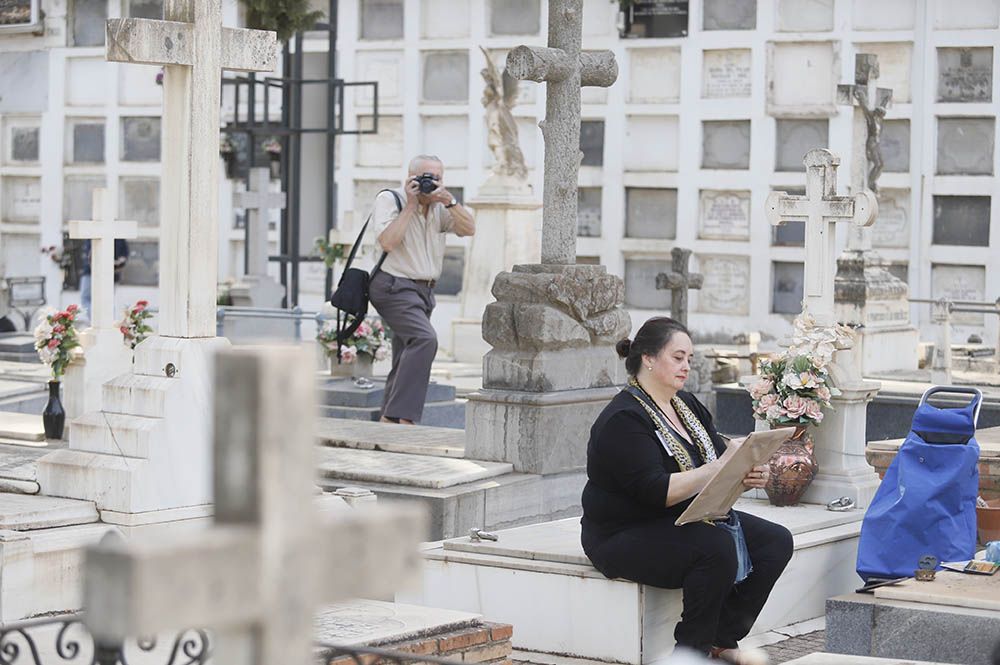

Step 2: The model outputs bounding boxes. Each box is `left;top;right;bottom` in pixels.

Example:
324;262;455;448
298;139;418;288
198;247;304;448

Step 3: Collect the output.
369;155;476;424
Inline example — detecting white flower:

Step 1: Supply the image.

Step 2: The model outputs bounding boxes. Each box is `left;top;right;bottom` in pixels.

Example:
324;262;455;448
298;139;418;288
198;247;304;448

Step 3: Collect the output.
374;345;388;361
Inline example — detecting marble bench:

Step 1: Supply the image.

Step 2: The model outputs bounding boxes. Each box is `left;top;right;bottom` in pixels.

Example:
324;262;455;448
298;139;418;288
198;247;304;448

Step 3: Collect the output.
400;499;865;665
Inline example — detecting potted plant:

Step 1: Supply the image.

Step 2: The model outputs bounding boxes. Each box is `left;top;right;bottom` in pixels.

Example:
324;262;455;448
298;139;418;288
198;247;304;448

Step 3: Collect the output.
33;305;83;439
118;299;154;350
262;137;282;178
317;316;389;378
747;313;852;505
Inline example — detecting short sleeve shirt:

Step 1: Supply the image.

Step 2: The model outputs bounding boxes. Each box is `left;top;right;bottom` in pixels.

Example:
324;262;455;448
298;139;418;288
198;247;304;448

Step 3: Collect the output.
372;189;455;281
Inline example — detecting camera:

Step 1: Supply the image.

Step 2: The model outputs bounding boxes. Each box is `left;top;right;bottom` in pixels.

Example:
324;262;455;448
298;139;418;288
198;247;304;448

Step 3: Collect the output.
415;173;439;194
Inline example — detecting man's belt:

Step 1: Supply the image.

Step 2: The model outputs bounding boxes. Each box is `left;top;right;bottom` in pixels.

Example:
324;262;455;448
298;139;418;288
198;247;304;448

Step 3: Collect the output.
409;278;437;288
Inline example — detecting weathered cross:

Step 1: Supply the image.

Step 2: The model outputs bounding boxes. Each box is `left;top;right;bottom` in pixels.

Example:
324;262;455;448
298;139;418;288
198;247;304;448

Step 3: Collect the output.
506;0;618;265
83;346;424;664
837;53;893;253
69;188;138;330
105;0;277;337
234;167;286;277
765;149;878;326
655;247;703;329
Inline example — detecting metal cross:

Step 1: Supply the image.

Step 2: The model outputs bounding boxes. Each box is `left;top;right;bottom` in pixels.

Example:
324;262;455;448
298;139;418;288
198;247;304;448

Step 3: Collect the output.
505;0;618;265
655;247;703;329
765;149;877;326
105;0;277;337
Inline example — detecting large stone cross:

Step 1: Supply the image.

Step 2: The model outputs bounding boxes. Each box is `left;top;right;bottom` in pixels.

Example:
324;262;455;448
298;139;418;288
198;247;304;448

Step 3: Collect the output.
82;346;424;664
506;0;617;265
765;149;877;326
655;247;703;329
69;188;137;330
105;0;277;337
234;167;286;277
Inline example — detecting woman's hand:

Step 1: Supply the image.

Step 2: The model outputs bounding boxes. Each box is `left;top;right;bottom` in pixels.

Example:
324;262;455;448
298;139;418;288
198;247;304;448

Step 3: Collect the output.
742;464;770;489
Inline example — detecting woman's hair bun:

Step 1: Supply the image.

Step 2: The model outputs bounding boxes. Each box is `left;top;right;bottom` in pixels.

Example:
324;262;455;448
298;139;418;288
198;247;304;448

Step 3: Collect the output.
615;338;632;359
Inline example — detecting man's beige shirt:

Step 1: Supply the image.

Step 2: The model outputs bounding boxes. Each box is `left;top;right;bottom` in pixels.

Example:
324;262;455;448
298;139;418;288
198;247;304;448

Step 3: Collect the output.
371;188;455;281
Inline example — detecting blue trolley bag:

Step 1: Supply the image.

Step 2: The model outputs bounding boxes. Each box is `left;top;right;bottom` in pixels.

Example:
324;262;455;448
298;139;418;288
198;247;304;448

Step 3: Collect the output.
856;386;982;582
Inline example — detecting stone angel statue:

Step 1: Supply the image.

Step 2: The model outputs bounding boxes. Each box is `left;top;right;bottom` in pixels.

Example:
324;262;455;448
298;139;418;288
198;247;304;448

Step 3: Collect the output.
480;47;527;180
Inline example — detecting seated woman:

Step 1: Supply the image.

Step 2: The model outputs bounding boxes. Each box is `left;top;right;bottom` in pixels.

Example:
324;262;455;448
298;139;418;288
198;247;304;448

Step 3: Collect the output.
581;316;793;664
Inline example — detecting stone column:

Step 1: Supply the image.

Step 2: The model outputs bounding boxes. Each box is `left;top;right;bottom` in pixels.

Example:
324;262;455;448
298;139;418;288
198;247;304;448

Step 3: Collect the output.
450;174;541;364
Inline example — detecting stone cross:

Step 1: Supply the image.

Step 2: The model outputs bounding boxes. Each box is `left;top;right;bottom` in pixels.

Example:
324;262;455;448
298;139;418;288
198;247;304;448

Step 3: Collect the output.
930;299;953;385
105;0;277;337
654;247;703;329
69;188;138;330
82;346;424;664
234;167;286;277
765;149;877;326
505;0;617;265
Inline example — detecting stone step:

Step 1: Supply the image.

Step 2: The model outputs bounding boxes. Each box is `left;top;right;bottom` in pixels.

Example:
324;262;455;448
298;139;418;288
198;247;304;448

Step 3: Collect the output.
0;412;45;442
0;493;99;530
317;377;457;408
101;373;175;418
317;418;466;458
318;400;465;429
0;442;47;494
69;411;161;459
317;447;512;490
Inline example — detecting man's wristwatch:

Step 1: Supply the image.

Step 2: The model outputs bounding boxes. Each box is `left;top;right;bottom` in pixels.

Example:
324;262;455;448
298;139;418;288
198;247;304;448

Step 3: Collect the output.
445;197;458;209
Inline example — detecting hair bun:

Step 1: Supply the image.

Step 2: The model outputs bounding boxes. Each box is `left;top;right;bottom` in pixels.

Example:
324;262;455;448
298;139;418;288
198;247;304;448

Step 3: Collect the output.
615;338;632;359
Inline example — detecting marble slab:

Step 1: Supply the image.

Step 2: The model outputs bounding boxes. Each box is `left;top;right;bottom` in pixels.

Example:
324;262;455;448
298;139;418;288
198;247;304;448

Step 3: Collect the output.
0;443;47;484
316;448;513;489
0;380;42;400
875;571;1000;611
785;655;947;665
0;493;99;530
316;418;465;458
315;599;480;646
0;412;45;442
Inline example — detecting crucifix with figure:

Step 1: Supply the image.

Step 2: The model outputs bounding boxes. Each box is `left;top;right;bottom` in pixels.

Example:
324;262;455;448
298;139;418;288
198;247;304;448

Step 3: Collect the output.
83;346;425;664
765;149;877;326
506;0;617;264
106;0;276;337
70;188;138;331
655;247;702;329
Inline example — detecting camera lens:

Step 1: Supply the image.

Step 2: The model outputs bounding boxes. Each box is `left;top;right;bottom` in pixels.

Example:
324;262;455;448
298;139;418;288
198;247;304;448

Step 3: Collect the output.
417;173;437;194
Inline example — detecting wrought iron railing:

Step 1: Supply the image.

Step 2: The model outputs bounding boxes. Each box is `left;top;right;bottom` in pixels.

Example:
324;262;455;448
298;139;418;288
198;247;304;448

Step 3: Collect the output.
0;616;209;665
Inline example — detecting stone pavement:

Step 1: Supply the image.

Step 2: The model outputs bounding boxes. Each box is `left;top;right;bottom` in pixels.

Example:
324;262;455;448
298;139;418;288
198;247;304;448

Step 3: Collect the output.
763;631;827;664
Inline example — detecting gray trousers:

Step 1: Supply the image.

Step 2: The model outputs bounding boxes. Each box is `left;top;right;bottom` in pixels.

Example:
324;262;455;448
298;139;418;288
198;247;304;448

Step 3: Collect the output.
368;271;437;423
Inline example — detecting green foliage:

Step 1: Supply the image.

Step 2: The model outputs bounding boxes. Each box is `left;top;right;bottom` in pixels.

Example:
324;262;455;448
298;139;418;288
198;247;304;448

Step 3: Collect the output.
240;0;325;43
313;236;351;269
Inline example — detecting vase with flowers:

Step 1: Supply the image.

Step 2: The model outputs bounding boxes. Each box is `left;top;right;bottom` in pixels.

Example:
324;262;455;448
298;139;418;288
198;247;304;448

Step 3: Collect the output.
33;305;83;439
747;313;853;505
118;300;154;350
262;137;282;179
317;316;389;378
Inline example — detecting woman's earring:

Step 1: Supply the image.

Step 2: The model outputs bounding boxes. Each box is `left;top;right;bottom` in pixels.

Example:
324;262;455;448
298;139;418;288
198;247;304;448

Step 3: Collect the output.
646;365;653;370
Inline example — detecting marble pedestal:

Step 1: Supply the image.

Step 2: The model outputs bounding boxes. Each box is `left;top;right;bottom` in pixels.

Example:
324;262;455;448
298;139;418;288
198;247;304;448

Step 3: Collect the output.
62;328;133;424
228;274;284;309
36;335;230;514
450;175;540;364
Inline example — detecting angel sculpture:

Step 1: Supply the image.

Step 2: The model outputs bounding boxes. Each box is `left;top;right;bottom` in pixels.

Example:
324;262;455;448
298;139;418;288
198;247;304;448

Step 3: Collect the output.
480;47;527;180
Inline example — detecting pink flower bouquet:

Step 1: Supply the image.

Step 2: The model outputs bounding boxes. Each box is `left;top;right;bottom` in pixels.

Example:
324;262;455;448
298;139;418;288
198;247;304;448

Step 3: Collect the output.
33;305;83;379
317;316;389;364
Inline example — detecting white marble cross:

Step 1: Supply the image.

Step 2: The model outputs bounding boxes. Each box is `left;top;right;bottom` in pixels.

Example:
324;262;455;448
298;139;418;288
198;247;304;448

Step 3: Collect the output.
82;346;424;664
765;149;877;326
505;0;618;265
105;0;277;337
69;188;138;329
234;167;286;277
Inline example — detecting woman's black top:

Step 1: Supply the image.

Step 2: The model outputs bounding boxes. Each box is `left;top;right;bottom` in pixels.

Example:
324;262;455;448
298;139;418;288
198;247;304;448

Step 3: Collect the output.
581;389;729;543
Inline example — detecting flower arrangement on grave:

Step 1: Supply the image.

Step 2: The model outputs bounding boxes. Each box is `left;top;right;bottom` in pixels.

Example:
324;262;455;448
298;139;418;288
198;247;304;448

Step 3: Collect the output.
312;236;352;270
220;135;236;156
747;313;853;428
40;245;73;271
316;316;388;365
262;137;281;156
33;305;82;380
118;300;154;350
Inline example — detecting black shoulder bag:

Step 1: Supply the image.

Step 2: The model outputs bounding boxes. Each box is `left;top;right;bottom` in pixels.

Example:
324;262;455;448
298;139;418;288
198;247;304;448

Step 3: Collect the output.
328;189;401;360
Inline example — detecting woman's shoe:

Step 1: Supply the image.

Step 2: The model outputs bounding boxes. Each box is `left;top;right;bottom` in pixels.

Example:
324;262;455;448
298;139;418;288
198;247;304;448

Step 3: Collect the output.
709;646;769;665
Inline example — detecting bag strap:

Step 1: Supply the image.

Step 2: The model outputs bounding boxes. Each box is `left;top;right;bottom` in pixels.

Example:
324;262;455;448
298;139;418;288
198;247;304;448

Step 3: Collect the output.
370;189;401;276
340;188;402;276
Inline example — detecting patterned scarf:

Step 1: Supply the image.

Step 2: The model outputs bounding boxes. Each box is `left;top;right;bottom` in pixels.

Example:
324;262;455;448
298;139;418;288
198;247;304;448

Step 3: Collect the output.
625;377;719;471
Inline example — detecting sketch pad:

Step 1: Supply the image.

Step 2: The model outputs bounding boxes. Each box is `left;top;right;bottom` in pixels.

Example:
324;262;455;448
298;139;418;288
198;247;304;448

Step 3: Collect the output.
676;428;794;525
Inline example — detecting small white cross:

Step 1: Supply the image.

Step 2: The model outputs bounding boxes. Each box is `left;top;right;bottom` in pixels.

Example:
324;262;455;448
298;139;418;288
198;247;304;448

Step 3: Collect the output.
69;188;138;330
765;149;877;326
234;167;286;277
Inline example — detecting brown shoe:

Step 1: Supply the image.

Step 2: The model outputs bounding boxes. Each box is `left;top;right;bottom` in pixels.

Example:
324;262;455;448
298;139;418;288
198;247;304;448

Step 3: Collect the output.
709;647;769;665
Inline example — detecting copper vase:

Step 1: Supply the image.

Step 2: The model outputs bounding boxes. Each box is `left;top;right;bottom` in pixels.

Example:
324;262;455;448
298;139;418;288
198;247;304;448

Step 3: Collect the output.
765;427;819;506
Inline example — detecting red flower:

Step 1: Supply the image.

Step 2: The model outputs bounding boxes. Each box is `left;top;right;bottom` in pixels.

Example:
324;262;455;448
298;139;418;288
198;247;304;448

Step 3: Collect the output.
136;300;148;308
120;326;129;335
66;304;79;314
47;338;59;349
52;324;65;334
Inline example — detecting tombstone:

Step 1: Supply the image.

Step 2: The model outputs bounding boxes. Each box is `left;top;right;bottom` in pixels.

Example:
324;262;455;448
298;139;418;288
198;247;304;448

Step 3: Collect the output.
83;346;425;664
702;49;752;98
852;0;915;30
699;190;751;240
776;0;833;31
702;120;750;169
38;1;278;521
422;51;469;103
764;148;883;508
703;0;756;30
451;49;541;364
70;121;105;163
61;188;138;423
10;125;40;162
833;53;920;375
360;0;403;40
775;119;828;172
228;168;286;310
2;176;41;222
466;0;628;477
629;47;681;103
577;187;602;237
654;248;702;329
937;117;995;175
0;51;48;113
625;187;677;238
932;195;991;247
768;41;836;114
624;115;678;171
937;48;993;102
699;255;750;315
